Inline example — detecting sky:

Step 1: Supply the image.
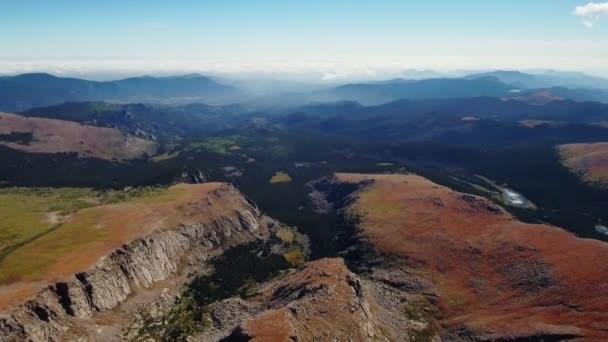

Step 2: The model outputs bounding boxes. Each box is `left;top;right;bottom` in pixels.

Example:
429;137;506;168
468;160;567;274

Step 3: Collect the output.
1;0;607;80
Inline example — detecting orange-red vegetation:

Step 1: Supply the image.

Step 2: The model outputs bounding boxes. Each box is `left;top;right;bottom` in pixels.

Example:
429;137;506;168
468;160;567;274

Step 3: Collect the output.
0;112;157;160
559;142;608;185
234;258;385;342
239;310;295;341
0;183;247;312
336;173;608;340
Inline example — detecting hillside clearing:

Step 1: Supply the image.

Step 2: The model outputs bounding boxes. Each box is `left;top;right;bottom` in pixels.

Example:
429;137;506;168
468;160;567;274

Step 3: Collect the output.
559;142;608;185
0;112;157;160
269;171;292;184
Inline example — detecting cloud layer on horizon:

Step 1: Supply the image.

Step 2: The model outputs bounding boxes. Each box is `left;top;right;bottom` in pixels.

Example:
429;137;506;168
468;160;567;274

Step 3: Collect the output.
2;56;608;82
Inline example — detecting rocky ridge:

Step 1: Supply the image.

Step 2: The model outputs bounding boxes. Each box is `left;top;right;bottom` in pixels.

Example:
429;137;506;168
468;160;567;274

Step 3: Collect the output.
197;257;433;342
0;185;277;342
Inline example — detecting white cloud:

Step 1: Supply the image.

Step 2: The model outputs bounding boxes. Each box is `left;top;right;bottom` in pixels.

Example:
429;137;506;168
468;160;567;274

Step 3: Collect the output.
575;2;608;16
575;2;608;27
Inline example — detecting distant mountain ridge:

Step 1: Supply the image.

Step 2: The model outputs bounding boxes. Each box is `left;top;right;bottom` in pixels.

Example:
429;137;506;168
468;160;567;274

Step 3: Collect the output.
0;73;242;111
315;76;514;105
19;101;250;141
3;71;608;112
314;72;608;106
464;70;608;90
292;96;608;123
463;71;546;89
277;96;608;146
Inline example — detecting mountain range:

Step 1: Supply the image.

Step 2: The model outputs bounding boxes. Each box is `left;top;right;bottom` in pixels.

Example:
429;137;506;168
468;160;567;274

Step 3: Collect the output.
2;70;608;112
3;68;608;341
0;73;242;111
464;70;608;89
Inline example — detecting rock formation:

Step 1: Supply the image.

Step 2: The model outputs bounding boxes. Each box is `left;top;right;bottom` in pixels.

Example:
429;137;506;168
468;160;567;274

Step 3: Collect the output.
199;257;433;342
0;185;277;342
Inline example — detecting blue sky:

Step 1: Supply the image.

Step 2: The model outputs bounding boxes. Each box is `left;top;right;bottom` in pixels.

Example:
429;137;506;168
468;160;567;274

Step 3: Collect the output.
1;0;607;78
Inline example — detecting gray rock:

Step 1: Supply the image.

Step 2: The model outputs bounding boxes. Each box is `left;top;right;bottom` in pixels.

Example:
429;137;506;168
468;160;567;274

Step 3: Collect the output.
0;202;274;342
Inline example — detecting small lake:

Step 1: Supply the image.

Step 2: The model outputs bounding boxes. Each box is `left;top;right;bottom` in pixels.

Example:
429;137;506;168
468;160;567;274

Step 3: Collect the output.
504;189;525;205
595;225;608;236
502;188;533;208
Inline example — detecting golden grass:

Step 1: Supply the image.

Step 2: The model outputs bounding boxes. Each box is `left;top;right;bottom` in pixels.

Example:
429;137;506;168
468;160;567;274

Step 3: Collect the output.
559;142;608;185
283;250;305;266
276;229;295;243
269;171;292;184
0;183;240;311
0;188;97;253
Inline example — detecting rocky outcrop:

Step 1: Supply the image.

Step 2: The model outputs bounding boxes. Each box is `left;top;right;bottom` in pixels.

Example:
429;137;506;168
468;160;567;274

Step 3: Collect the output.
0;194;276;342
176;167;207;184
190;258;433;342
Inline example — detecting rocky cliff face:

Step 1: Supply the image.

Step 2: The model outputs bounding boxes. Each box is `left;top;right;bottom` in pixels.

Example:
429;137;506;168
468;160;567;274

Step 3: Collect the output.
220;258;386;342
0;186;276;342
185;257;433;342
